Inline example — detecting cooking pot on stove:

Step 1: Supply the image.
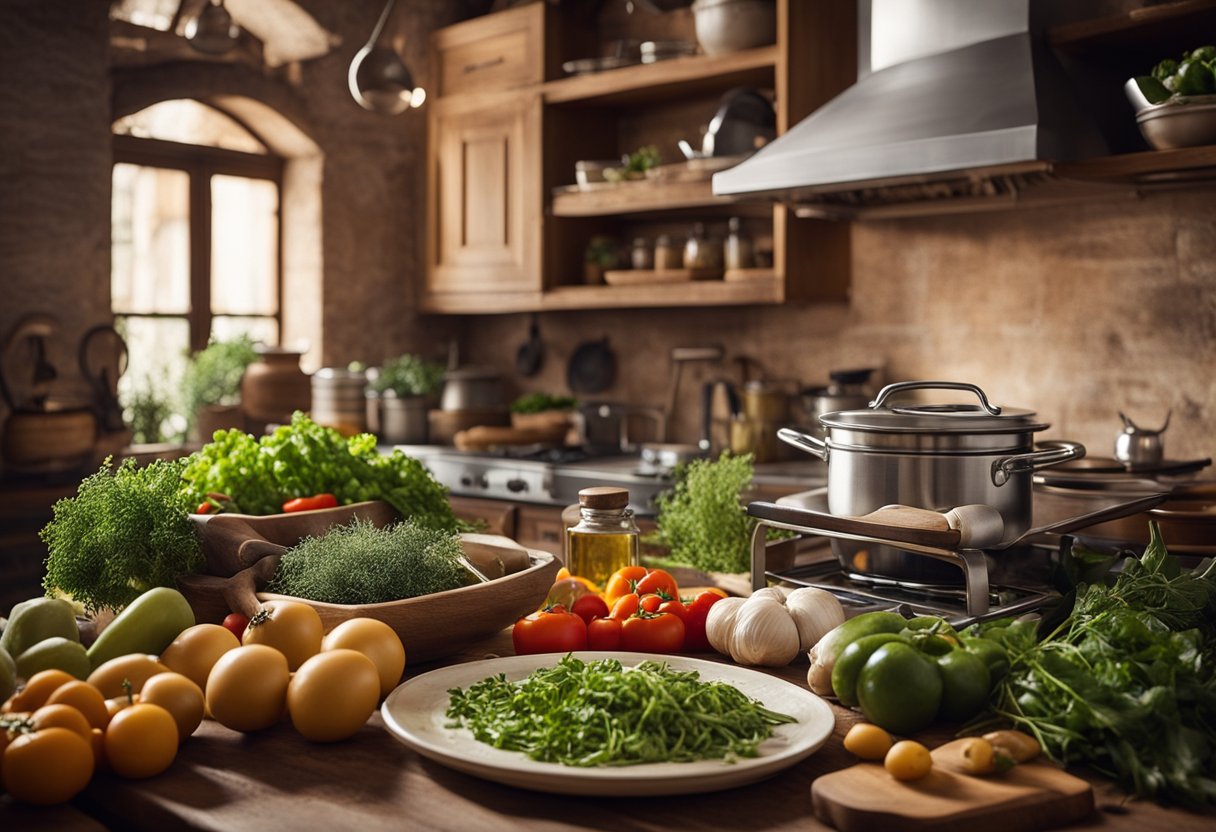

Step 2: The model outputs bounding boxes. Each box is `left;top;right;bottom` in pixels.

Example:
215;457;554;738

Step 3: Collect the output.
778;381;1086;580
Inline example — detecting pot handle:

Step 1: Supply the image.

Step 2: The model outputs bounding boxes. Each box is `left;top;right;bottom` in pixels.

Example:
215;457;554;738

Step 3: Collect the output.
870;381;1002;415
777;427;828;461
992;440;1086;486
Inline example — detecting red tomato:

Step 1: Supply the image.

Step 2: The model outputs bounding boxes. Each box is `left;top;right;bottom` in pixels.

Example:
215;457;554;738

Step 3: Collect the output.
569;594;610;625
512;606;587;655
603;566;648;606
586;618;622;651
635;569;679;599
609;593;641;621
681;591;725;653
657;597;689;621
620;612;685;654
222;613;250;643
282;493;339;513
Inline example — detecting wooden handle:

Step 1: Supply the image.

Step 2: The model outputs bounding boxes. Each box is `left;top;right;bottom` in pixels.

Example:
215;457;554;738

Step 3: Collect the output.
862;505;951;532
236;538;288;571
222;555;282;620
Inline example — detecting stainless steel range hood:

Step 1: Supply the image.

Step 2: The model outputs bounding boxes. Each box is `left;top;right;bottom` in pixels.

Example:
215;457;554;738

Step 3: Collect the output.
713;0;1119;219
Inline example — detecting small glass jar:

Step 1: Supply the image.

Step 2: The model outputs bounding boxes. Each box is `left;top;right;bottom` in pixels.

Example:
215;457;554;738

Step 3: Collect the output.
631;237;653;270
725;216;754;270
683;222;722;269
564;486;639;588
654;234;680;271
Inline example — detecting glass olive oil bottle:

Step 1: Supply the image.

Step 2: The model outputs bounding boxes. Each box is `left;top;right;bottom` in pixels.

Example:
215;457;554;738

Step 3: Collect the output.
565;487;639;588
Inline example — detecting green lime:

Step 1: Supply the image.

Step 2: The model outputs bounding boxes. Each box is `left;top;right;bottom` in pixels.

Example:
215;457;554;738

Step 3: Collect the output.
856;642;943;736
831;632;906;707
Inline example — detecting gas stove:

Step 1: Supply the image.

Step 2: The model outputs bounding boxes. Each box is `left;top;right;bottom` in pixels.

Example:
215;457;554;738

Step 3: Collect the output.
391;445;678;516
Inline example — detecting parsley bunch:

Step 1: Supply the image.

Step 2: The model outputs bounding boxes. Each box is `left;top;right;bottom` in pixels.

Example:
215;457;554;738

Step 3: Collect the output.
41;457;202;614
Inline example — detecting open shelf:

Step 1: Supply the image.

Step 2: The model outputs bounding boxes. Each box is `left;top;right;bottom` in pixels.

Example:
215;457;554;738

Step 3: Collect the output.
543;45;778;107
1049;0;1216;60
1058;145;1216;182
551;179;752;217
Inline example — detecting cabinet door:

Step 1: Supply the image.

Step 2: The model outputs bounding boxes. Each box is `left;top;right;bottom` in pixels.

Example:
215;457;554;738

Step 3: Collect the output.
428;93;542;296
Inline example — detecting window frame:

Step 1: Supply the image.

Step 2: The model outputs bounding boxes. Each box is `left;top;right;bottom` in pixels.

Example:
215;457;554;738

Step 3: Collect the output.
112;131;286;353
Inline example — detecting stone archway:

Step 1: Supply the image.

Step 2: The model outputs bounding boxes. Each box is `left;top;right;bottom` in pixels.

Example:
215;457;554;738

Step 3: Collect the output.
111;66;325;370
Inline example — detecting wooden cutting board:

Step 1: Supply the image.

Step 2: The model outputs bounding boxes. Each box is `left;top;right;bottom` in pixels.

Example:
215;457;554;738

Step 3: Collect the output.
812;738;1095;832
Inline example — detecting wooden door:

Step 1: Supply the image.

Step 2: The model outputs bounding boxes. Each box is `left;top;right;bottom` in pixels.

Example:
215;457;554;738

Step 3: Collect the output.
427;92;542;297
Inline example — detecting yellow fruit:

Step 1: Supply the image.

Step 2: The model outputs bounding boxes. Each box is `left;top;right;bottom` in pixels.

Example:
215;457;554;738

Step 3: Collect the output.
243;602;323;672
884;740;933;781
105;703;178;779
159;623;241;690
45;680;109;730
140;672;204;743
321;618;406;698
287;649;379;743
843;722;893;761
206;644;289;733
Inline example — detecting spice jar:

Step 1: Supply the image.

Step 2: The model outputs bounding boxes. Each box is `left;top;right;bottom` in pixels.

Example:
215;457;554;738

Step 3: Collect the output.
631;237;653;270
654;234;680;271
725;217;754;270
564;486;639;587
683;222;722;269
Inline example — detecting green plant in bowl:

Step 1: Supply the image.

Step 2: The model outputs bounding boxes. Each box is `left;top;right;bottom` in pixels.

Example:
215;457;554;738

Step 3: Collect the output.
180;335;258;436
370;354;445;398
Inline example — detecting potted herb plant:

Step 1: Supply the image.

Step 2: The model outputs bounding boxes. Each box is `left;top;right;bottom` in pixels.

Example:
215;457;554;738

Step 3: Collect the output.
510;392;578;444
180;335;258;441
584;236;621;284
368;353;445;444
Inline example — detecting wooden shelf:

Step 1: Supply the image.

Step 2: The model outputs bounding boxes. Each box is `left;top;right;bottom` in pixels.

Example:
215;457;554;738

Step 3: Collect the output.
1049;0;1216;60
1058;146;1216;182
551;179;750;217
543;45;778;107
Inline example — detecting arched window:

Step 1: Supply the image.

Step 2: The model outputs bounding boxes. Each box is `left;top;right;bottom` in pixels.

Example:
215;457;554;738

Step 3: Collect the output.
112;99;283;437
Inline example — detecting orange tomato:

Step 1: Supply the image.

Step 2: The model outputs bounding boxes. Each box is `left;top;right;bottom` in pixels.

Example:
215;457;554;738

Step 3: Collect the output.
4;668;75;712
2;726;94;805
603;566;648;606
242;601;323;671
609;593;641;621
30;704;93;744
45;680;109;730
140;673;204;743
105;703;178;779
635;568;679;599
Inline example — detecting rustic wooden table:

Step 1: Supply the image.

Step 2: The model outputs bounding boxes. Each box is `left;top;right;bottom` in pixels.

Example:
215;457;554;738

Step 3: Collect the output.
2;631;1212;832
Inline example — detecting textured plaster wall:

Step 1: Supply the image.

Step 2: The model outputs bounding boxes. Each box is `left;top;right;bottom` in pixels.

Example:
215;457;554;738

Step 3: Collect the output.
460;190;1216;462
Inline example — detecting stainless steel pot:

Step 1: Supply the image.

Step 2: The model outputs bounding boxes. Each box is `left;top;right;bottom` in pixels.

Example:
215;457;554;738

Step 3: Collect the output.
778;381;1085;580
439;367;502;411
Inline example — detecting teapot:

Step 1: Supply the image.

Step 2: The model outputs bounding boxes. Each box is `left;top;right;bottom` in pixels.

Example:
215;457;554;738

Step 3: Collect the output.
1114;410;1170;468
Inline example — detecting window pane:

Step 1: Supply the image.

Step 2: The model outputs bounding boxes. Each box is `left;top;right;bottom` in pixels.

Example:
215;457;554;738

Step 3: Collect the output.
211;175;279;316
112;163;191;314
115;315;190;440
212;316;279;347
113;100;267;154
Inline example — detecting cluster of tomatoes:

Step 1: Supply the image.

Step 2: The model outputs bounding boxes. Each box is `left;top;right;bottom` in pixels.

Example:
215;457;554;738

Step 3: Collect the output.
0;601;406;807
512;566;727;656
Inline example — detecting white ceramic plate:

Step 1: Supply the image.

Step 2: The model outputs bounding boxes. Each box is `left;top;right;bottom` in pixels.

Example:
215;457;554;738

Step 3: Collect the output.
380;651;835;796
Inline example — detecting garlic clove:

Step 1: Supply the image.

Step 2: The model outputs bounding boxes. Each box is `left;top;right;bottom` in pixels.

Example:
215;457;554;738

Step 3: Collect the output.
705;596;746;656
784;587;846;652
749;586;788;605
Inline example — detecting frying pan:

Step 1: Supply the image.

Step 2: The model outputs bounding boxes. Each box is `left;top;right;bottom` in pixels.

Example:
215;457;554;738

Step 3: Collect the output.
567;337;615;394
515;315;544;378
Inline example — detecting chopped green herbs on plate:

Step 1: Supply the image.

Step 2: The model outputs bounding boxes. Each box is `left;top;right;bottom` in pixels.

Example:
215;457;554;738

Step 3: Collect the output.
445;655;796;767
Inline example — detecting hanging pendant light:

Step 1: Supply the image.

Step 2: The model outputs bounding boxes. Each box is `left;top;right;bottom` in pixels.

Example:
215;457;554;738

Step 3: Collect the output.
349;0;426;115
185;0;241;56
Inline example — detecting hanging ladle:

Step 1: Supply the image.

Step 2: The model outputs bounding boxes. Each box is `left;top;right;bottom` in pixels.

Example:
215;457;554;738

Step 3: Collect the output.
349;0;426;115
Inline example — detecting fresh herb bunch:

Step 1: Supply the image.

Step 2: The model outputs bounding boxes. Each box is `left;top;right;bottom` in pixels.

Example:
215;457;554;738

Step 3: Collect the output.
446;655;796;767
510;393;578;414
180;335;258;435
969;524;1216;807
179;412;462;530
370;354;444;398
268;517;469;604
41;457;202;614
653;451;789;574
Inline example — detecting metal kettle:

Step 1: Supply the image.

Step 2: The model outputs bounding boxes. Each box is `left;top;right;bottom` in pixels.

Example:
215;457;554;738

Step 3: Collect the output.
1114;410;1170;467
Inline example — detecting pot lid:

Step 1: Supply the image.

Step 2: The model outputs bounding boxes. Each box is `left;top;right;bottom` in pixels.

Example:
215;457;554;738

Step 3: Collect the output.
821;381;1049;435
443;366;501;382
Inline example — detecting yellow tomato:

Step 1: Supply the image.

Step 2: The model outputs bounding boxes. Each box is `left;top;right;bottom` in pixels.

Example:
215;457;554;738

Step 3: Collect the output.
885;739;934;781
206;644;290;733
321;618;406;698
105;693;141;720
140;672;204;743
287;649;379;742
87;654;170;698
45;679;110;729
30;704;93;744
843;722;893;761
159;623;241;690
4;668;75;712
243;602;323;671
105;702;178;779
90;726;107;770
2;726;95;805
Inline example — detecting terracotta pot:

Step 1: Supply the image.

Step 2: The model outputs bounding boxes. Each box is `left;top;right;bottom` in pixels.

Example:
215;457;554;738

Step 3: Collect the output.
2;405;96;472
240;349;311;428
196;404;245;441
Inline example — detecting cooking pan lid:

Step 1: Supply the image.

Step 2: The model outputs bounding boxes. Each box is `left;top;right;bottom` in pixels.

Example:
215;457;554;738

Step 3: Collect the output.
821;381;1049;435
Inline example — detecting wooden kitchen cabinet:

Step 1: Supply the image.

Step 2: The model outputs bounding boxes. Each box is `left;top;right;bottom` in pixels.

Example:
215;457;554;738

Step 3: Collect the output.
421;0;856;314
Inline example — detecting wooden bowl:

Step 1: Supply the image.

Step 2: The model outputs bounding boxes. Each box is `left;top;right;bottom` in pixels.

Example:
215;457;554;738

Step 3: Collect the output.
180;502;560;663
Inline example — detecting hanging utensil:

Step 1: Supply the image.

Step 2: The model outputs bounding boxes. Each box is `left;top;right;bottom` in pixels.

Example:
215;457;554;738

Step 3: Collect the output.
567;338;616;395
79;325;129;433
515;315;544;378
349;0;426;115
185;0;240;56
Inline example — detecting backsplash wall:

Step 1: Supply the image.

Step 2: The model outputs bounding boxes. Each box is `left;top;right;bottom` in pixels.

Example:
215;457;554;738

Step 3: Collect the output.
455;188;1216;461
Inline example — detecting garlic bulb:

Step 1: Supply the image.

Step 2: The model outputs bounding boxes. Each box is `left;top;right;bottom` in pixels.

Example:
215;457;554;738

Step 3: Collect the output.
705;596;746;655
729;597;801;667
784;587;846;652
749;586;788;605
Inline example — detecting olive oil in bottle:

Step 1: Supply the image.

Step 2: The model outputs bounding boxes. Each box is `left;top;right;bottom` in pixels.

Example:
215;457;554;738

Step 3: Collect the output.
564;487;639;588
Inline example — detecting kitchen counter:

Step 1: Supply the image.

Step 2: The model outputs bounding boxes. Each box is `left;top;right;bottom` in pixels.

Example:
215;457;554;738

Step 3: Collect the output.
4;631;1210;832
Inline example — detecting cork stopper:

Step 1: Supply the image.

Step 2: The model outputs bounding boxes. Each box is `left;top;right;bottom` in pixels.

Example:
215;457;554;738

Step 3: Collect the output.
577;486;629;510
